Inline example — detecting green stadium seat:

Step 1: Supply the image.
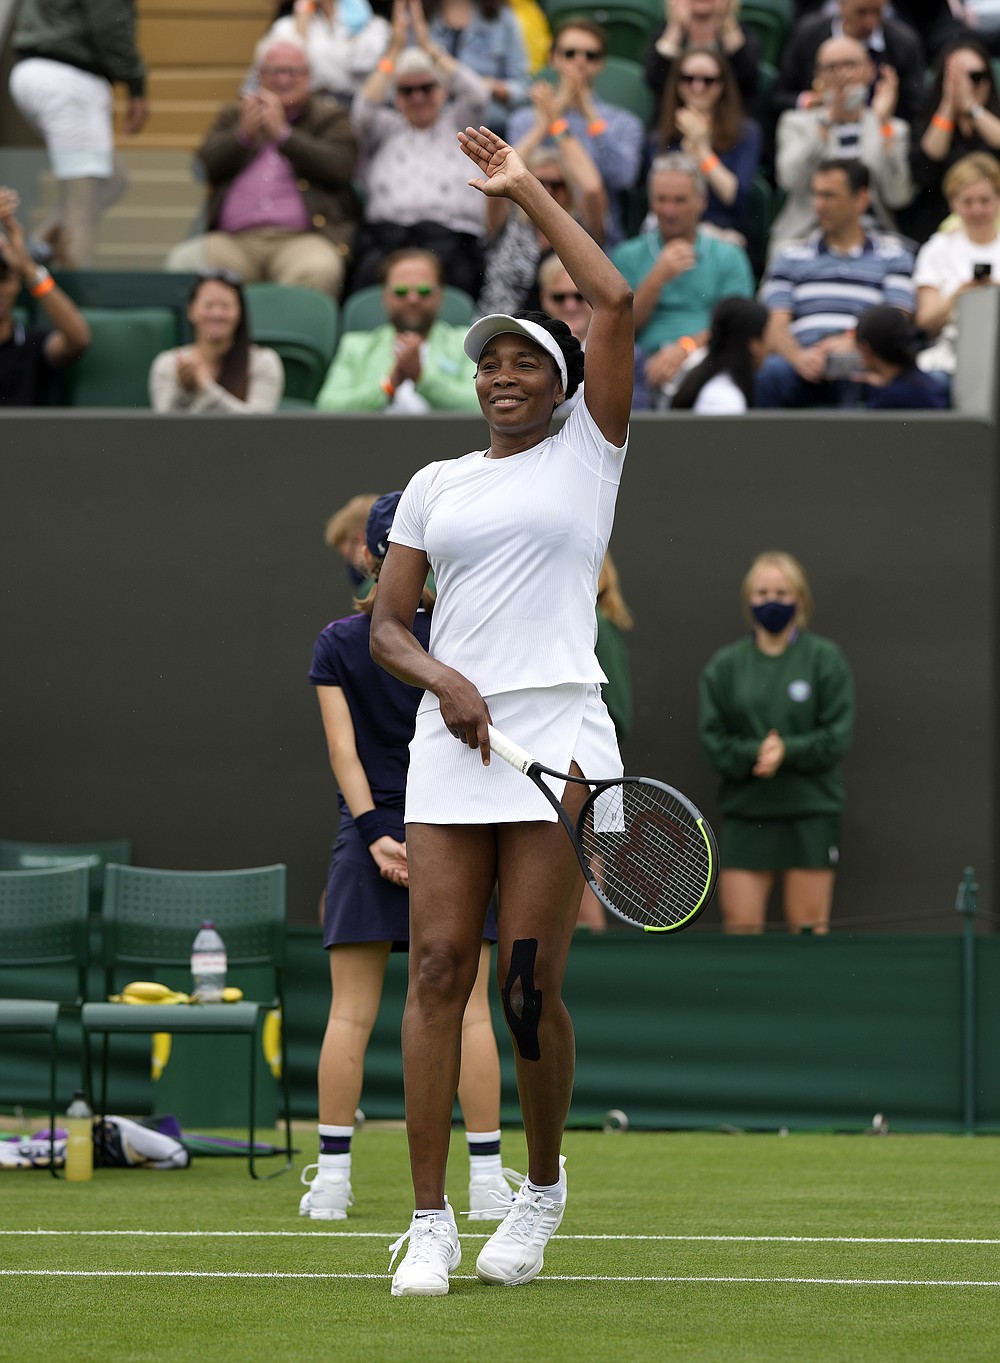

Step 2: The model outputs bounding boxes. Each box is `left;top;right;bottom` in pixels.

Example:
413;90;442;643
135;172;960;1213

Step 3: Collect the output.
340;284;476;333
537;55;654;125
740;0;792;66
62;308;178;408
52;271;198;344
243;283;339;403
545;3;655;62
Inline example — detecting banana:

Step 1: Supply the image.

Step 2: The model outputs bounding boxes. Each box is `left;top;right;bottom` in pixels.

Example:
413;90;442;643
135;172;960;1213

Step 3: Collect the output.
222;986;244;1003
262;1007;282;1079
108;981;191;1005
151;1032;172;1080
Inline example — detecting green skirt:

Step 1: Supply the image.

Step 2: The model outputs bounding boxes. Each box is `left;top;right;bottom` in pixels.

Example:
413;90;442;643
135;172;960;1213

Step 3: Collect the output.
721;814;841;871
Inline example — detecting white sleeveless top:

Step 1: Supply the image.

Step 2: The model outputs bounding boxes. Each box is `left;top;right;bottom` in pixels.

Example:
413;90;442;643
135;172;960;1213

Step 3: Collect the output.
389;399;628;701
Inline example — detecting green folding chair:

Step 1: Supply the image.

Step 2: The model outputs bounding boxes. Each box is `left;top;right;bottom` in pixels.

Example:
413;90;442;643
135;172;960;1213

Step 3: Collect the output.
243;283;340;402
0;838;132;916
740;0;792;66
340;284;476;333
0;864;91;1176
81;863;292;1179
51;271;198;343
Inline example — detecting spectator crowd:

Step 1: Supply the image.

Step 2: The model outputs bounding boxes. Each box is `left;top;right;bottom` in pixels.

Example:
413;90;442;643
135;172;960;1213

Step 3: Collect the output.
5;0;1000;410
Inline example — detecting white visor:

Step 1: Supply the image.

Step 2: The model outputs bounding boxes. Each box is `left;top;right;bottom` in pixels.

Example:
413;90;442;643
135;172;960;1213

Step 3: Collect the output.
464;314;568;390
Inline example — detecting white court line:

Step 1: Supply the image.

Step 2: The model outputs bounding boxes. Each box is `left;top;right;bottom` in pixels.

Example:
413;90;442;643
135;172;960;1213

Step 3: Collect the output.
3;1230;999;1245
2;1269;999;1287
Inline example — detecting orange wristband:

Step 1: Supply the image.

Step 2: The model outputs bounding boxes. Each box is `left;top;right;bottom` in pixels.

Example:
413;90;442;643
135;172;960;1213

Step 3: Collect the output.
378;57;395;74
587;117;607;136
30;274;55;298
881;121;894;139
699;153;721;174
931;114;955;132
548;118;569;137
677;335;698;354
381;376;396;400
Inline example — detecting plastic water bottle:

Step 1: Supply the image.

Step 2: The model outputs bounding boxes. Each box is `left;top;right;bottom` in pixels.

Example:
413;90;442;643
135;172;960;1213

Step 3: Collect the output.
190;920;227;1002
65;1090;93;1182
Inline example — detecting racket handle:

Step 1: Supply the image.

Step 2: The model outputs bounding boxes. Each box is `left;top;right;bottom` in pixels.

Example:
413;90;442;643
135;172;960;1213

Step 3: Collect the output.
486;724;535;774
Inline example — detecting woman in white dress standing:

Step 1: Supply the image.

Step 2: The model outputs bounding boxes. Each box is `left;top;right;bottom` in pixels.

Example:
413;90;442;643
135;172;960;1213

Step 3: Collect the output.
370;122;633;1296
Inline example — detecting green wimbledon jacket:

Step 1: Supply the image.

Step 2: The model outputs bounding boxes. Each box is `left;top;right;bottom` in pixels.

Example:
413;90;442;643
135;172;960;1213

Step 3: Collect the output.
315;322;480;412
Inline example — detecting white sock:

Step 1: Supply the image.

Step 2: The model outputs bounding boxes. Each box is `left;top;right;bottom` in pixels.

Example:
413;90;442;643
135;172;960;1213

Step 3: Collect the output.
318;1123;352;1172
414;1208;448;1220
526;1177;563;1197
467;1128;502;1176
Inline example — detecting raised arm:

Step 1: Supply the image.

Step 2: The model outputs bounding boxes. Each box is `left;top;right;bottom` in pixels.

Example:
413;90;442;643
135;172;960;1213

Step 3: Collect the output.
458;124;633;443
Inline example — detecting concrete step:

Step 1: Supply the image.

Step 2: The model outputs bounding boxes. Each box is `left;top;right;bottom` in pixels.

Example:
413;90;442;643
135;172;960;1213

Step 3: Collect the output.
143;67;247;104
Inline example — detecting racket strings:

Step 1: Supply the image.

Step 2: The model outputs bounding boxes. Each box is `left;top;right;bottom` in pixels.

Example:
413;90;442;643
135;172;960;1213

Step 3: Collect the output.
578;781;713;929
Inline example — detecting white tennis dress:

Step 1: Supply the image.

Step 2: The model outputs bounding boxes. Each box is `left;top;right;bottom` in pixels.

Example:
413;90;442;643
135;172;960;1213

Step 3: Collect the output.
390;398;628;824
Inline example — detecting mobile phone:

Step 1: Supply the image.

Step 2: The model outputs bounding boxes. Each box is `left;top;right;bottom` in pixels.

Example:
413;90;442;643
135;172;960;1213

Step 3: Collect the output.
973;262;992;282
824;349;861;380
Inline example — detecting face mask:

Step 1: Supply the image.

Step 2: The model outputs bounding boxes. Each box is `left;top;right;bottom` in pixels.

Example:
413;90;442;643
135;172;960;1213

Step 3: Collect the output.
751;600;796;634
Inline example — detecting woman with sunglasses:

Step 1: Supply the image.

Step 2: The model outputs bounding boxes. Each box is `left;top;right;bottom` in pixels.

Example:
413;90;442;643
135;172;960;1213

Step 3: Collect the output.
644;0;761;117
370;123;632;1295
907;38;1000;244
148;271;284;412
653;46;760;243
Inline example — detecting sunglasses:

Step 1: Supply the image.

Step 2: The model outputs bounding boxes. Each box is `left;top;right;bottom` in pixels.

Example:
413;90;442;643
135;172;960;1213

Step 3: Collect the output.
680;72;722;86
398;81;437;96
969;69;990;83
547;290;585;303
390;284;436;296
197;267;244;286
557;47;602;61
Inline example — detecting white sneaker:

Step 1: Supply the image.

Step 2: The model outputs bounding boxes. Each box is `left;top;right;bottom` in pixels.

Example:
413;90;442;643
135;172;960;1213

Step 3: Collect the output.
298;1163;354;1221
475;1157;566;1286
467;1166;523;1221
389;1201;462;1297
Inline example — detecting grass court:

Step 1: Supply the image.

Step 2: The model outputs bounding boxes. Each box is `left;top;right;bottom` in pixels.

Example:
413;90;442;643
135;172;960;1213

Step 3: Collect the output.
3;1124;999;1361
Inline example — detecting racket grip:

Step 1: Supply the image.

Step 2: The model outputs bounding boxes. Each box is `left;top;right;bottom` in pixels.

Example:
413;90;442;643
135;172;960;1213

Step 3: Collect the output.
486;724;535;774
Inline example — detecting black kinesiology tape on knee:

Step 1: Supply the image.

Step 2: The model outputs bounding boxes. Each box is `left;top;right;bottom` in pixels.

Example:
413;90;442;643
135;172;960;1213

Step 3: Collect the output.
501;938;542;1062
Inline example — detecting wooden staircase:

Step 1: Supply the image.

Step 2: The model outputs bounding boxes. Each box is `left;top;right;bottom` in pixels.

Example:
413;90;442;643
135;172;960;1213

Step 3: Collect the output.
33;0;274;266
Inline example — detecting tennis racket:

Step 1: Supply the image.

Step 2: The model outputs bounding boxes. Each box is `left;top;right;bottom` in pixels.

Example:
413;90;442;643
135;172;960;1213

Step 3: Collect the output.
487;724;718;934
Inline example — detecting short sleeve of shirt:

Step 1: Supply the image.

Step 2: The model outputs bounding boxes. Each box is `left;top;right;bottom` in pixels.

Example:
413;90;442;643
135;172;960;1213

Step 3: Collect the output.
759;251;795;313
882;248;916;312
556;395;628;479
913;234;949;290
388;463;437;555
308;624;346;687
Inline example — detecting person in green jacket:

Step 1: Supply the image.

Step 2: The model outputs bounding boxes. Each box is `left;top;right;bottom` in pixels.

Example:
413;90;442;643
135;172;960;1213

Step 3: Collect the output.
315;248;481;411
698;550;854;935
10;0;148;267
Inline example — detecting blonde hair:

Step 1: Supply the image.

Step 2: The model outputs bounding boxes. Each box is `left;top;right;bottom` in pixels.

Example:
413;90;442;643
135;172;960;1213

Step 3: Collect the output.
943;152;1000;202
740;550;813;629
324;494;378;551
597;550;633;630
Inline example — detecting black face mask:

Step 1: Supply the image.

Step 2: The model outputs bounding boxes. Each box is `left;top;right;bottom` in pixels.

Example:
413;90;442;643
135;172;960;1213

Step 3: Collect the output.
751;600;796;634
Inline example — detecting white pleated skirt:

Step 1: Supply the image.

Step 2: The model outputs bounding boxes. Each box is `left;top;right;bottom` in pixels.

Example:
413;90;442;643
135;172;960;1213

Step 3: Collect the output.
405;682;623;825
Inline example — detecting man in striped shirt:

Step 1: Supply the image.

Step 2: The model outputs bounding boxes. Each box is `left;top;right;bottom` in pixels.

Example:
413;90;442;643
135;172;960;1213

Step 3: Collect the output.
755;159;915;407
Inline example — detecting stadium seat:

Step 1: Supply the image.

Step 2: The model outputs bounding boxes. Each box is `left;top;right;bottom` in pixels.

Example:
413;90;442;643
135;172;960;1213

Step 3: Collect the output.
340;283;476;333
545;3;655;62
0;864;91;1176
0;838;132;917
81;863;292;1179
740;0;792;66
52;271;197;344
243;283;339;403
537;55;655;125
61;308;178;407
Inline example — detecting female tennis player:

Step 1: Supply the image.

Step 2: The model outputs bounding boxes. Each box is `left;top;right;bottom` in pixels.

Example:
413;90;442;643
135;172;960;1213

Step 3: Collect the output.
370;124;634;1295
301;492;514;1225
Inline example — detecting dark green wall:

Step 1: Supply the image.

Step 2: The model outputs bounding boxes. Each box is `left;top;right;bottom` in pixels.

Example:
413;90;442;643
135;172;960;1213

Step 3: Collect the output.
0;410;994;930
